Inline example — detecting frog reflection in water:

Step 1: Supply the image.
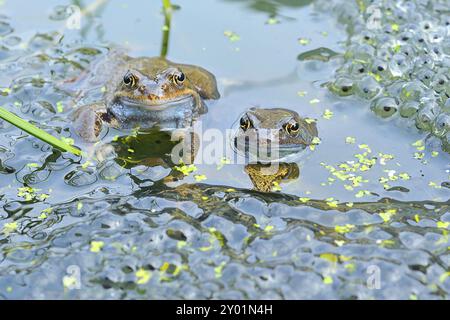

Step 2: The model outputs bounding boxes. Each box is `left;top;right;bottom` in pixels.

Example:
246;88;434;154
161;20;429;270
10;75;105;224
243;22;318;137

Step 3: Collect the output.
71;53;220;142
233;107;319;192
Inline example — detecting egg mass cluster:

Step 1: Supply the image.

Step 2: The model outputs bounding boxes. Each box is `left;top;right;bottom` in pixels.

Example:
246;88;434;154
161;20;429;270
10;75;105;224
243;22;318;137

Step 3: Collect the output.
321;0;450;151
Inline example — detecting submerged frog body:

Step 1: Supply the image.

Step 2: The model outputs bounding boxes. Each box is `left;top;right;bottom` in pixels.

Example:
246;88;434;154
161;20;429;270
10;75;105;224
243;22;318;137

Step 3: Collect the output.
245;162;299;192
70;52;220;142
233;107;318;162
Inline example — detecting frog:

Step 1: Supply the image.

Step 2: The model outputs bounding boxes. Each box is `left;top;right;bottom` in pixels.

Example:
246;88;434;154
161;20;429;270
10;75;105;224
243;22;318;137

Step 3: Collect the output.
68;51;220;142
233;107;319;162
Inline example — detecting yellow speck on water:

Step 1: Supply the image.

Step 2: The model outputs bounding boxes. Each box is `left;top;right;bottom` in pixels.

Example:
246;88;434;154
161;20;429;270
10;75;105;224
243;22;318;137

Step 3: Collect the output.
414;214;420;223
174;163;197;176
392;43;401;53
177;241;187;249
297;90;307;97
77;202;83;211
194;174;207;182
345;136;356;144
309;98;320;105
355;190;371;198
90;241;104;253
136;268;152;285
322;109;333;120
299;197;310;203
335;224;355;234
311;137;321;145
56;101;64;113
428;181;442;189
27;163;40;168
298;38;310;45
398;173;410;180
437;221;450;229
367;71;382;82
266;17;279;25
2;222;18;235
431;151;439;157
335;240;345;246
160;262;170;272
323;276;333;284
379;209;397;222
326;198;339;208
224;30;240;42
320;253;338;264
272;182;282;192
439;272;450;283
62;275;78;289
214;261;227;278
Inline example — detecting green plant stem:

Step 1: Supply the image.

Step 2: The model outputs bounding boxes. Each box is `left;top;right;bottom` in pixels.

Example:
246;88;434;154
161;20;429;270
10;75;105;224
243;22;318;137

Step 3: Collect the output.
160;0;172;58
0;107;82;156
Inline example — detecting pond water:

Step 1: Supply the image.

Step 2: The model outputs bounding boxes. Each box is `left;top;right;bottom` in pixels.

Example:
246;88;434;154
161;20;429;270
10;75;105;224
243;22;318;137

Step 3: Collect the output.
0;0;449;299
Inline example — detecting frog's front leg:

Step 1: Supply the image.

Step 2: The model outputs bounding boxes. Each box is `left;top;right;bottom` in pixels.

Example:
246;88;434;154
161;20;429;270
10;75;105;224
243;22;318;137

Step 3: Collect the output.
71;102;108;142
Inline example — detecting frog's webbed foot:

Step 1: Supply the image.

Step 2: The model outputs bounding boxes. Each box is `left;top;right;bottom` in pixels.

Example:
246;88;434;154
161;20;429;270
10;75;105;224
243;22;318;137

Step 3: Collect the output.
71;103;107;142
193;94;208;116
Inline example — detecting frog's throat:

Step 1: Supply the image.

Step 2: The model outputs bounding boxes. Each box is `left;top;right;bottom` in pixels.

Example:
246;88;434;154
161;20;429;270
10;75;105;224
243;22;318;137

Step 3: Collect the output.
116;94;195;111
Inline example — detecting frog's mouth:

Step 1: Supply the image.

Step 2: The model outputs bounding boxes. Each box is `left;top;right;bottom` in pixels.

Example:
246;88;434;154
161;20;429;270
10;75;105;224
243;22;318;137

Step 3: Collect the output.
232;130;306;163
118;94;195;111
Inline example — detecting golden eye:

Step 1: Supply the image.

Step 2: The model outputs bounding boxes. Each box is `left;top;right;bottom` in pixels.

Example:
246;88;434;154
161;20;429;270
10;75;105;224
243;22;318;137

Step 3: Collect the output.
123;72;137;88
285;122;300;135
240;116;252;131
173;72;185;85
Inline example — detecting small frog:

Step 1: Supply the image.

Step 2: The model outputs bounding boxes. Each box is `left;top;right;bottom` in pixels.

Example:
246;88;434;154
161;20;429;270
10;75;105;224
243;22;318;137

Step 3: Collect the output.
233;107;318;162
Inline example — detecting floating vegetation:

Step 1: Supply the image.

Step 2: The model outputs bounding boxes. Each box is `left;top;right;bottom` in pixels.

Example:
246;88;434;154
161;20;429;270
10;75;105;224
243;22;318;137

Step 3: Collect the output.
224;30;240;42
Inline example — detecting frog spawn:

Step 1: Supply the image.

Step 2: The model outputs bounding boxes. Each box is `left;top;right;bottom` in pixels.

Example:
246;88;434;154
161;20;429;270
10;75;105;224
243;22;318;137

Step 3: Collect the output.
318;0;450;150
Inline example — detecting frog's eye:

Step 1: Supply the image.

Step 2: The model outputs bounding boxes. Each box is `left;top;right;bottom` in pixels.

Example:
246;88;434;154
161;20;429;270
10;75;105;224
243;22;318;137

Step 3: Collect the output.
239;116;252;131
123;72;137;88
284;122;300;136
173;72;185;86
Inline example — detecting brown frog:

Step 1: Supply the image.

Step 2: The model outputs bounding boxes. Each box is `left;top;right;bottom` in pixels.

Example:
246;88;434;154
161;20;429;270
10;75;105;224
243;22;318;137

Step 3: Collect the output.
233;107;318;162
70;52;220;142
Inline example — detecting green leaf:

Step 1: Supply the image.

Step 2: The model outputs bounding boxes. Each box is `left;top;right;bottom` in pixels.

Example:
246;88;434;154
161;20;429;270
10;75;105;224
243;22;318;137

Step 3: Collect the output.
0;107;82;156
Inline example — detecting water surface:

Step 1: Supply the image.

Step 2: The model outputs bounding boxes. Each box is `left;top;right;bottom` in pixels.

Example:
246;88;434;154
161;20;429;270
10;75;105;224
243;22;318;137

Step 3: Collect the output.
0;0;449;299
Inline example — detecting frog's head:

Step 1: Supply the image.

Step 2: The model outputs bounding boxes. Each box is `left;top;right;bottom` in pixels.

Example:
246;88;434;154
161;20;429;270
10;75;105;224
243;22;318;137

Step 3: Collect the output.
233;107;318;161
113;67;200;110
